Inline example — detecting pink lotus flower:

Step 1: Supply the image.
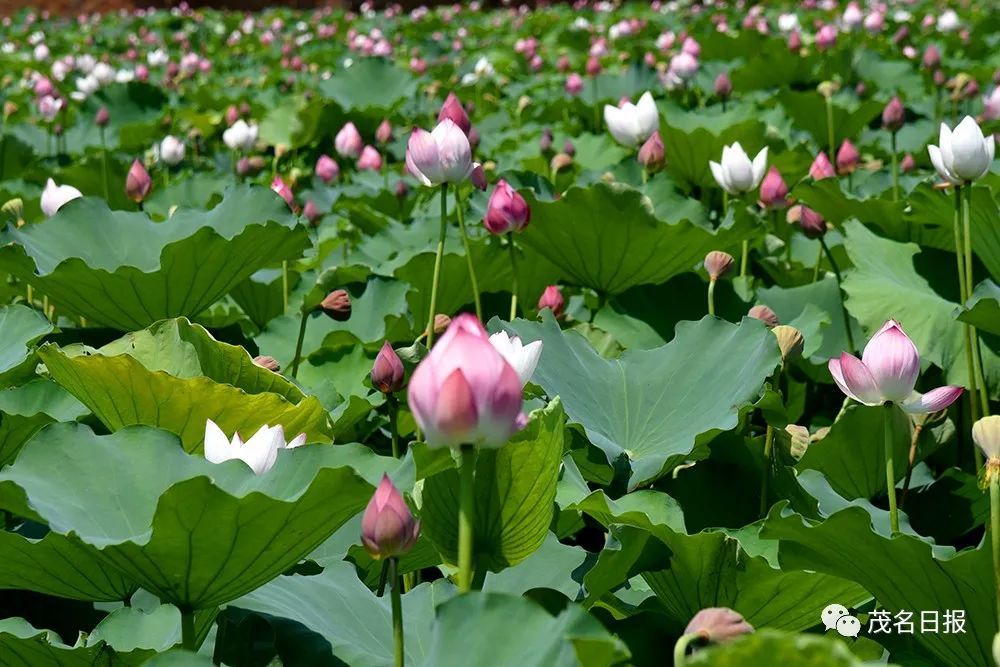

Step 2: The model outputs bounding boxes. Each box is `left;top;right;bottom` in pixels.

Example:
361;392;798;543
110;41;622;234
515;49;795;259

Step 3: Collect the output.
315;154;340;183
126;159;152;203
829;320;963;413
334;121;363;159
361;475;420;560
371;341;405;394
882;97;905;132
565;72;584;96
537;285;564;317
836;139;860;174
484;179;530;235
375;119;393;145
809;152;836;180
407;314;525;449
758;166;789;209
637;131;665;172
357;145;382;171
437;92;471;137
405;119;474;187
271;175;295;209
816;25;837;51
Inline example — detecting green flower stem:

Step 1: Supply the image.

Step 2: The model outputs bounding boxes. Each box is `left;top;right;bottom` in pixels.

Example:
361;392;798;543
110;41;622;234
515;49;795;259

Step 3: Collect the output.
390;557;405;667
759;423;775;518
899;421;925;509
819;237;856;353
100;127;110;202
707;279;717;317
457;444;476;593
425;184;449;349
812;243;823;282
507;234;519;320
454;188;482;321
281;260;289;314
290;307;310;379
965;185;991;420
825;96;835;158
387;393;401;459
673;632;704;666
0;118;7;183
890;131;899;202
884;403;899;536
181;609;197;651
592;78;600;132
990;471;1000;627
954;187;981;465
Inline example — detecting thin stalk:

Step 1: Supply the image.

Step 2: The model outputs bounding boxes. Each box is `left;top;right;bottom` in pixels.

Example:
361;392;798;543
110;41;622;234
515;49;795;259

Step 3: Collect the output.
281;260;289;314
890;131;899;202
100;127;109;201
819;237;856;352
507;234;519;320
390;557;405;667
759;424;775;518
181;610;197;651
454;188;482;321
825;96;835;158
707;279;717;317
592;78;600;132
457;444;476;593
0;118;6;182
954;186;981;461
990;472;1000;627
673;632;704;666
290;308;309;378
426;184;449;349
900;422;925;509
387;393;400;459
884;403;900;536
641;168;648;186
965;186;991;420
812;242;823;282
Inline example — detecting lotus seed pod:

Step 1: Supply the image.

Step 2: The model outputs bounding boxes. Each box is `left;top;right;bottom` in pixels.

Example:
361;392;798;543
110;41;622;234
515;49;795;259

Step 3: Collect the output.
704;251;735;281
772;325;804;363
748;304;779;327
785;424;811;460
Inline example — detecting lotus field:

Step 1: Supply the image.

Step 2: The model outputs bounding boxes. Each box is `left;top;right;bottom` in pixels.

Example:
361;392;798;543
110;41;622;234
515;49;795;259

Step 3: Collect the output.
4;1;1000;665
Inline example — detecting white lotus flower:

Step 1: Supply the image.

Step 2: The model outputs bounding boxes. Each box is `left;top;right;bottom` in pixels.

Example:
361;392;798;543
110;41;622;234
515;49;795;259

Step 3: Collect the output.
710;142;769;194
937;9;960;33
76;54;96;73
203;418;307;475
223;119;258;152
489;331;543;387
40;178;82;217
147;49;169;67
778;13;800;33
92;62;114;85
158;135;185;165
75;74;99;97
927;116;995;185
603;91;659;147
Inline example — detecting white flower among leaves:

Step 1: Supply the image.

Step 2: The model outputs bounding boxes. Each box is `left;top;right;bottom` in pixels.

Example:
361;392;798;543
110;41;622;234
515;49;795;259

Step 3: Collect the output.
603;91;659;147
710;142;768;194
204;418;306;475
489;331;543;387
927;116;995;185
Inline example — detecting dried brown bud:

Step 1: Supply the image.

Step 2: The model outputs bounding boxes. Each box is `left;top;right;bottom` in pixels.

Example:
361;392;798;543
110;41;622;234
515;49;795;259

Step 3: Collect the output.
772;325;804;363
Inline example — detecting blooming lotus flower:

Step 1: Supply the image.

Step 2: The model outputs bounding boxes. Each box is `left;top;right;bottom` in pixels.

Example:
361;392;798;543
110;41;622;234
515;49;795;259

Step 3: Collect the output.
203;418;306;475
828;320;963;413
37;95;62;122
488;331;542;386
335;121;363;158
668;52;698;81
937;10;960;33
928;116;995;185
407;314;525;449
778;13;799;33
405;119;474;187
361;475;420;560
710;142;768;194
809;151;836;180
484;179;530;235
973;416;1000;461
158;135;185;165
842;2;863;30
222;119;258;152
604;91;659;147
40;178;82;216
357;145;382;171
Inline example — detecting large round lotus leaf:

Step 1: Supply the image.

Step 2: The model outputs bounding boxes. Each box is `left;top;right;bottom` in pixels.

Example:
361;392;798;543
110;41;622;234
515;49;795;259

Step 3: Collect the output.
0;186;309;330
0;617;154;666
0;423;376;610
0;304;52;389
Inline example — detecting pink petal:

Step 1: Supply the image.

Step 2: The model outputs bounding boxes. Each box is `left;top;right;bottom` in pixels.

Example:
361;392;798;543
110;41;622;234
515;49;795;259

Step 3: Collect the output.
861;321;919;402
405;127;444;185
838;353;883;405
433;369;479;444
900;386;964;413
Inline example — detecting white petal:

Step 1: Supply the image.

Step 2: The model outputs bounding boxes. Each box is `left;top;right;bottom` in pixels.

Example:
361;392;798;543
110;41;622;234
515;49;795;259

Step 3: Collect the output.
751;147;769;188
204;419;233;464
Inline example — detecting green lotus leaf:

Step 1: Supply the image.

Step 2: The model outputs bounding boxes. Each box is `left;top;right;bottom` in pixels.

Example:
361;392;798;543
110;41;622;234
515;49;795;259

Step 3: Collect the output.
0;186;309;330
0;304;53;389
0;379;89;467
777;91;883;156
503;313;780;488
958;280;1000;337
319;59;417;112
0;423;375;609
0;617;153;666
686;629;890;667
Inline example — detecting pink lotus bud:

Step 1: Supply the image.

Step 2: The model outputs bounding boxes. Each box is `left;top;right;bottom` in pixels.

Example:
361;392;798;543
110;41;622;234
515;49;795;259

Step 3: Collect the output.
468;127;481;151
125;159;152;203
437;92;471;137
922;45;941;69
836;139;860;174
335;122;363;159
557;55;570;72
809;152;836;180
253;355;280;372
135;64;149;82
540;128;553;153
882;96;905;131
787;30;802;51
320;289;351;321
225;104;239;127
758;167;789;209
789;204;827;239
395;180;409;198
95;106;110;127
409;57;427;74
357;145;383;171
565;72;584;96
585;55;601;77
371;341;405;394
537;285;565;317
704;251;735;281
405;120;473;187
407;314;526;448
33;77;54;98
714;72;732;99
470;163;487;191
891;25;907;43
637;131;665;172
856;82;867;97
484;179;530;235
315;154;340;184
685;608;753;643
815;25;837;51
748;305;779;327
900;153;915;173
303;200;320;226
361;475;420;560
271;175;295;209
376;119;393;145
563;139;575;157
681;36;700;57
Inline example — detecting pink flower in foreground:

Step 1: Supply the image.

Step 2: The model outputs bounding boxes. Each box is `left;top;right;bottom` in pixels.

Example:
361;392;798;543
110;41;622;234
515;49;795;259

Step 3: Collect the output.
828;320;963;413
407;314;525;448
361;475;420;560
405;119;474;187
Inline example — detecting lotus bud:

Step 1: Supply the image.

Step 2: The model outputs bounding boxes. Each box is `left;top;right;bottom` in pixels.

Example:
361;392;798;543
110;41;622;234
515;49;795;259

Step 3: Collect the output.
585;55;601;76
637;131;665;173
562;139;575;157
437;92;471;136
772;325;804;363
320;289;352;321
758;167;789;209
790;204;827;239
430;313;451;336
335;122;363;159
809;152;836;180
95;106;110;127
357;145;383;171
785;424;811;460
484;179;530;235
371;341;405;394
361;475;420;560
540;128;553;153
470;163;487;191
468;127;481;151
395;181;409;199
375;118;393;145
973;416;1000;470
882;96;905;131
253;355;281;372
714;72;732;99
836;139;859;174
565;72;584;96
900;153;915;173
703;251;734;281
787;30;802;51
816;81;839;99
517;96;531;115
537;285;565;318
685;608;753;644
271;175;295;209
933;69;946;87
225;104;239;126
551;152;574;173
303;200;320;226
315;154;340;183
922;45;940;69
126;159;152;203
748;305;779;327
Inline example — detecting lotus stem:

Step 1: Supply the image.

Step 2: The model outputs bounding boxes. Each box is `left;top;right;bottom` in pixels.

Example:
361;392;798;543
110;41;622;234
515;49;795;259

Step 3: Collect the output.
507;234;519;321
290;307;309;379
707;279;717;317
965;186;991;420
454;188;482;321
954;187;982;466
825;96;835;158
426;184;449;349
281;260;289;314
100;127;109;202
819;237;856;353
457;444;476;593
592;78;600;132
673;632;704;666
181;609;197;651
390;557;405;667
990;472;1000;627
900;422;924;509
759;423;775;518
884;403;900;536
890;131;899;203
388;393;401;459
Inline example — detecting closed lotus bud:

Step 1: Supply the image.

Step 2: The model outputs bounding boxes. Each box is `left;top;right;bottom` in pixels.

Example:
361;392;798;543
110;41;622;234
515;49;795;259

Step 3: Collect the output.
395;180;409;199
437;92;471;137
973;415;1000;464
685;607;753;644
836;139;860;174
357;145;382;171
375;118;393;145
315;154;339;184
637;131;665;173
787;30;802;51
467;127;481;151
933;69;946;87
484;179;530;234
335;122;363;159
714;72;732;99
361;475;420;559
470;163;487;191
758;166;789;209
126;159;152;203
794;205;827;239
772;325;804;363
303;199;320;226
922;45;940;70
703;251;734;281
271;175;295;209
431;313;451;335
565;72;584;96
809;151;836;180
882;96;905;131
586;55;601;77
785;424;811;460
540;128;553;153
225;104;239;126
537;285;565;318
563;139;575;157
95;106;110;127
253;355;280;372
551;152;574;173
900;153;915;173
371;340;405;394
748;304;779;327
320;289;352;321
